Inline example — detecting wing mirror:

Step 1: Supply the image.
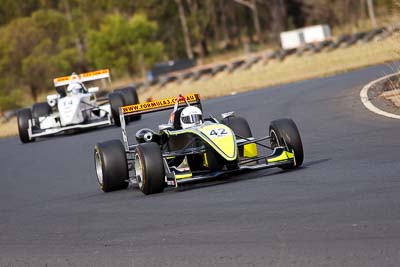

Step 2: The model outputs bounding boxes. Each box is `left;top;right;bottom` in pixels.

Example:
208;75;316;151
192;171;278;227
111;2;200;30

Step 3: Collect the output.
47;94;60;107
221;111;235;119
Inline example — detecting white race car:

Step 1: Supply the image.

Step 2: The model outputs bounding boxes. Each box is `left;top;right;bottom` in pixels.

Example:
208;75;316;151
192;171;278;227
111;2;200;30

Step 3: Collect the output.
17;69;141;143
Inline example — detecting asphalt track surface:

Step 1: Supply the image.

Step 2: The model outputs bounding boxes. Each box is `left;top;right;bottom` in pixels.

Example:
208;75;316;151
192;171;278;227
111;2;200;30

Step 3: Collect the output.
1;63;400;267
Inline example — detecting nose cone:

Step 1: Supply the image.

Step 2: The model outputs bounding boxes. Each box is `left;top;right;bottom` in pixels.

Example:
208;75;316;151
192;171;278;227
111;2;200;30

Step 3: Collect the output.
58;96;83;126
199;124;237;160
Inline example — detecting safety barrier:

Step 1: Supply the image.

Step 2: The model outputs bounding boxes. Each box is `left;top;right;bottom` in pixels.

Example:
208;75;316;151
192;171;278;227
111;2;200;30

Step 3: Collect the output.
136;26;399;90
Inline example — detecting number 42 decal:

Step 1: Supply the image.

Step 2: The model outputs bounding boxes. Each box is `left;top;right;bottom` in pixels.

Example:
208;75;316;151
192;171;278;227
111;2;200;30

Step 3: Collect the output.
209;128;228;137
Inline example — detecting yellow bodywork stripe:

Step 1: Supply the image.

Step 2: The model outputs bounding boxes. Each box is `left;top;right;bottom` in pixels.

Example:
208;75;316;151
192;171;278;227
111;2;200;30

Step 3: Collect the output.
267;150;294;163
203;153;209;167
198;124;236;159
165;124;237;161
243;143;258;158
175;173;193;180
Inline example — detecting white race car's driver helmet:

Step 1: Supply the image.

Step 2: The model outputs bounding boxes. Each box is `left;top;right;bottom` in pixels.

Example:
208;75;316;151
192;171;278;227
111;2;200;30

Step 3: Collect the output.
67;82;83;95
180;106;203;129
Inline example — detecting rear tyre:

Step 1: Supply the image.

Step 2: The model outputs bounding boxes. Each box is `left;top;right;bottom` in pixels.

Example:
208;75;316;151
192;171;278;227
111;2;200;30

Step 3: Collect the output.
135;142;165;195
94;140;129;192
17;108;34;143
32;102;51;126
116;87;141;121
269;118;304;169
109;92;125;127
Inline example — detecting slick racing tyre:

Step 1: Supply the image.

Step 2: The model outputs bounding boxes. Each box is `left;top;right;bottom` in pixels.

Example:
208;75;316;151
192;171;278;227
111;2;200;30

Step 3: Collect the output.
17;108;35;143
221;116;252;139
94;140;129;192
32;102;51;118
135;142;165;195
269;118;304;169
115;86;141;121
109;92;125;126
32;102;51;126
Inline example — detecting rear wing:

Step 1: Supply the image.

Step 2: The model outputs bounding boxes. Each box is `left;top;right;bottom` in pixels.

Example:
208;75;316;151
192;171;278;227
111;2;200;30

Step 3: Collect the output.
119;93;202;151
120;93;202;117
53;69;110;87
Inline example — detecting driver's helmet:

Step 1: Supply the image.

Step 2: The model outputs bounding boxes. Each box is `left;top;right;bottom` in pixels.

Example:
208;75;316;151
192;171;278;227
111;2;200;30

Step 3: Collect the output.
180;106;203;129
67;82;83;95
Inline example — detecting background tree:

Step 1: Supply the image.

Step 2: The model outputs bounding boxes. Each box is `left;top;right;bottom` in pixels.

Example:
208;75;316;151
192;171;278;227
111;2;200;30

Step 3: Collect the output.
175;0;194;59
233;0;263;43
0;9;76;101
87;13;163;77
367;0;378;27
0;0;397;110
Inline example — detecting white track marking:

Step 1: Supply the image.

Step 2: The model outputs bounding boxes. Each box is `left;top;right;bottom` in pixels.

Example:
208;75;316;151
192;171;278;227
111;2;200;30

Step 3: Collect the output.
360;72;400;120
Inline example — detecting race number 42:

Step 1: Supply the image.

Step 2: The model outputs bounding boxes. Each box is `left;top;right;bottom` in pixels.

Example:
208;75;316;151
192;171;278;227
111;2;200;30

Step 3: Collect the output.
209;128;228;137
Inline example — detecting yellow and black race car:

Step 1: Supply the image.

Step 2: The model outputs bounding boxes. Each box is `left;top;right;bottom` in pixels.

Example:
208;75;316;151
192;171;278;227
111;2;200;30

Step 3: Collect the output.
94;94;304;195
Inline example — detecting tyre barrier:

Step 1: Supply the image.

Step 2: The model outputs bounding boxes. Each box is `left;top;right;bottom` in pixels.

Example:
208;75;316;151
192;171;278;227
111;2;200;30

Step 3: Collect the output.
158;75;178;87
313;40;333;53
240;56;262;70
276;49;291;61
326;34;351;51
362;27;386;43
261;51;278;64
211;64;228;76
177;71;194;83
192;67;213;81
226;59;246;73
296;44;315;56
132;26;395;90
346;31;368;47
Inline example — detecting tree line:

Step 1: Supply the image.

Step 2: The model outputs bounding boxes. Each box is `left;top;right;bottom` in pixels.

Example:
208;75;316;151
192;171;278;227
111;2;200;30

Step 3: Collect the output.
0;0;396;110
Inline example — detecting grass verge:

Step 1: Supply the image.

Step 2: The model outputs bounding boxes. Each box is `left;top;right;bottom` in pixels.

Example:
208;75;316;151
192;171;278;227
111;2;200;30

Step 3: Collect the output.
0;117;18;139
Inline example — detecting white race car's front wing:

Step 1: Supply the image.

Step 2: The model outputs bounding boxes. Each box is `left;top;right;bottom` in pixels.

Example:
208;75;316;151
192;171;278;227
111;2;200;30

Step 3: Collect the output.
28;115;113;139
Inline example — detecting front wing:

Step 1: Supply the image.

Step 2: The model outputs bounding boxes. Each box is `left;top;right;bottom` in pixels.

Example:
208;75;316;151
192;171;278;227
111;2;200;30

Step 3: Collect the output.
164;146;294;187
29;116;112;138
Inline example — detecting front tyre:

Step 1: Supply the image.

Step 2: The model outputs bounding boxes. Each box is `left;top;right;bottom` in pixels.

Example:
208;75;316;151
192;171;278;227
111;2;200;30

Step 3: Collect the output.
94;140;129;192
17;108;35;143
135;142;165;195
269;118;304;169
109;92;125;127
115;86;141;121
221;116;252;139
221;116;251;168
32;102;51;125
